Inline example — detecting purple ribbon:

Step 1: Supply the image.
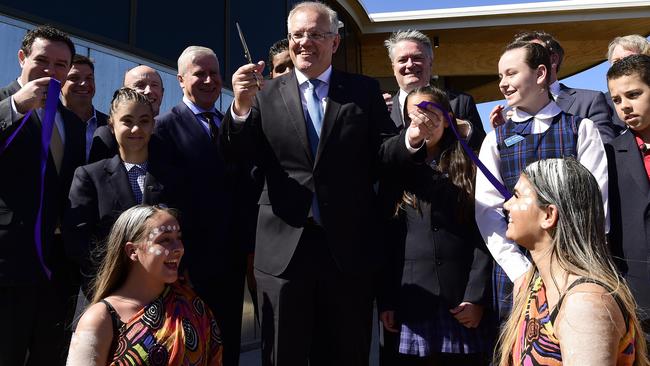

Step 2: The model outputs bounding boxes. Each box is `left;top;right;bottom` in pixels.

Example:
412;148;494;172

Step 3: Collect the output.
416;101;512;200
0;79;61;279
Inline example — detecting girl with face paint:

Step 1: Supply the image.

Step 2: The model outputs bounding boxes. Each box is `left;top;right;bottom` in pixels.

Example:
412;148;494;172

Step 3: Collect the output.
378;86;495;365
66;205;222;366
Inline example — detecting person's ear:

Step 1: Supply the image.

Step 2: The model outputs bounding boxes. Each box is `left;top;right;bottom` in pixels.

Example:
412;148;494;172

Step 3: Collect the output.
540;204;558;230
125;242;138;261
536;64;547;86
18;49;26;67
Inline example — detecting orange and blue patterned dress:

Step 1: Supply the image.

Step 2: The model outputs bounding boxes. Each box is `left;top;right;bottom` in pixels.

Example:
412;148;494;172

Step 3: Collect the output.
103;282;222;366
512;274;636;366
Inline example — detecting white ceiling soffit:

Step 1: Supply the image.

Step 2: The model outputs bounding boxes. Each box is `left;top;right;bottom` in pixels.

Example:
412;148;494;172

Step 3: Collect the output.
339;0;650;33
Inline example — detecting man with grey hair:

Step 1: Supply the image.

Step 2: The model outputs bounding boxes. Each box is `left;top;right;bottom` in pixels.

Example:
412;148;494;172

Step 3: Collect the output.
605;34;650;132
154;45;249;366
87;64;165;163
384;29;486;149
225;1;436;365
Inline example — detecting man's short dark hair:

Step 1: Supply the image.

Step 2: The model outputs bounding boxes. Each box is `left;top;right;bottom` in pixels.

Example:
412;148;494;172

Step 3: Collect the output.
607;54;650;88
268;39;289;73
514;31;564;72
72;54;94;72
21;25;75;64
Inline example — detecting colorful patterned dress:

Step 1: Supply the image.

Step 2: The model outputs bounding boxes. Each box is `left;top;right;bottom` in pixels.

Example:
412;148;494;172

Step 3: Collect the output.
103;282;222;366
512;274;636;366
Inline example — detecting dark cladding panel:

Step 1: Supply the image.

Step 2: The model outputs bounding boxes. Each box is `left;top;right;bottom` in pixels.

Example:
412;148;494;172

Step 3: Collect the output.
135;0;226;70
227;0;289;83
0;0;130;43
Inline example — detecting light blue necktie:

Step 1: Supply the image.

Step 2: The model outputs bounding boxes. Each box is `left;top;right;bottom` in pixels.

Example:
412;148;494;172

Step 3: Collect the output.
306;79;323;138
305;79;323;223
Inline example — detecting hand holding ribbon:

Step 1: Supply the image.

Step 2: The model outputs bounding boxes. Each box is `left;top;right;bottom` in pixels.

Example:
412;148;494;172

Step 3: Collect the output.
416;100;512;200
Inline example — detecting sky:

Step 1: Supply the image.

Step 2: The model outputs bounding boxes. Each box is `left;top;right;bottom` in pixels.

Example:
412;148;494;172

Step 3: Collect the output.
360;0;562;13
359;0;642;133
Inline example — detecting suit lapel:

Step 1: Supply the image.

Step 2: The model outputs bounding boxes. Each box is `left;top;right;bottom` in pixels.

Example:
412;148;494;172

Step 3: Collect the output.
279;72;313;163
556;84;577;113
143;171;163;204
390;93;404;129
315;70;343;166
617;132;650;199
105;155;137;208
178;103;212;146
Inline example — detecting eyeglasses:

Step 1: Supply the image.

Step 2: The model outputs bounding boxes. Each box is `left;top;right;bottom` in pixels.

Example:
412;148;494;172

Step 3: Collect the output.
288;32;336;42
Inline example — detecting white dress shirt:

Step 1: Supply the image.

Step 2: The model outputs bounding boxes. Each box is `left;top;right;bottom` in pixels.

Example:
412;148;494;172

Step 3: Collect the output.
474;101;609;280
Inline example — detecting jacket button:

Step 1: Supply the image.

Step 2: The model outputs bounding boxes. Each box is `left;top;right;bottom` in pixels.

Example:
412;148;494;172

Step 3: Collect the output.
436;260;442;265
432;226;439;232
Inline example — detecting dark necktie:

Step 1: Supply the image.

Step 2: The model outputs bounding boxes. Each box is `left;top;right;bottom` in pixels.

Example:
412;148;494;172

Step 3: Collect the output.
201;112;218;142
513;117;534;136
128;165;145;204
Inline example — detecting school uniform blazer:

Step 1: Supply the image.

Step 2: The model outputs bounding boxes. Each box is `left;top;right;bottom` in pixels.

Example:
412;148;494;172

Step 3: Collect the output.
557;83;615;143
222;69;417;276
64;153;167;287
390;89;486;150
606;130;650;319
88;124;117;164
0;80;85;284
377;164;492;321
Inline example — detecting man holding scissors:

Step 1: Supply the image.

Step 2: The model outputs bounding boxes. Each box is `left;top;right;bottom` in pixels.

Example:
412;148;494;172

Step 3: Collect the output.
154;45;251;366
224;2;435;365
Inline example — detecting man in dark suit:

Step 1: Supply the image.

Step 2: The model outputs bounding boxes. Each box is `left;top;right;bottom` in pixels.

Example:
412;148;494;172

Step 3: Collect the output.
513;31;616;142
154;46;249;366
383;29;486;149
62;54;108;161
88;65;164;163
0;25;85;365
225;2;434;365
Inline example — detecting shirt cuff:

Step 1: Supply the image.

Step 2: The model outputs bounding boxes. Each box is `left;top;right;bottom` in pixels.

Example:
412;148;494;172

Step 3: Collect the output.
405;133;425;153
230;102;250;122
10;96;24;121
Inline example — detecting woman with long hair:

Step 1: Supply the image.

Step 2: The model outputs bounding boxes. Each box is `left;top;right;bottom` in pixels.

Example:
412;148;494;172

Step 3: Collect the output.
495;157;647;366
66;205;222;365
378;86;494;365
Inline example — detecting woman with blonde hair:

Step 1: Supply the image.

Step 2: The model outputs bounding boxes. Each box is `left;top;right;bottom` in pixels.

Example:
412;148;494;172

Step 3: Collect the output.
66;205;222;365
495;157;647;366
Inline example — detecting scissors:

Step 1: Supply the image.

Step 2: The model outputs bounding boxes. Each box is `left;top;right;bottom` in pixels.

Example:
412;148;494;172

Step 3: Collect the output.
236;22;261;89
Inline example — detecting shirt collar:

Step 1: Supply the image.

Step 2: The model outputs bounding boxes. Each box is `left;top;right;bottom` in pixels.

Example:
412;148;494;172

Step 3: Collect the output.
86;107;98;125
295;66;332;86
510;101;562;122
123;161;148;172
183;96;218;116
549;80;561;99
633;133;650;154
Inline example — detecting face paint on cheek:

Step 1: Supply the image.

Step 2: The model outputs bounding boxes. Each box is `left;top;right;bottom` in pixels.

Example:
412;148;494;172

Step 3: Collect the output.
164;249;170;256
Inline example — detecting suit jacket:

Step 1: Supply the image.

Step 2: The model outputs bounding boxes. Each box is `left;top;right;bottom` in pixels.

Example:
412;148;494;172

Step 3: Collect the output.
604;91;627;137
155;102;248;280
64;153;167;293
377;162;491;319
557;83;615;143
88;124;117;164
390;89;486;150
0;80;85;284
96;110;108;128
605;130;650;319
222;69;417;276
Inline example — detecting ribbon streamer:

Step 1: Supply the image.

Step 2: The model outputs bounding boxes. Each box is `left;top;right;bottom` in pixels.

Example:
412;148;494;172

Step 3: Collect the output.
0;79;61;279
416;101;512;200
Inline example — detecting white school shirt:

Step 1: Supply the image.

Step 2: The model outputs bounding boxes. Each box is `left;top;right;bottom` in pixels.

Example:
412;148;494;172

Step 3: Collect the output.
474;101;609;281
